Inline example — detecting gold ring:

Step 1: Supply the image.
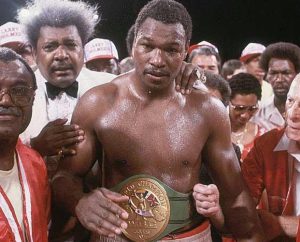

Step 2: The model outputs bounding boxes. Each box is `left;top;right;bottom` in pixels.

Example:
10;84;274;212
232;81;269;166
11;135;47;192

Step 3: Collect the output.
195;68;201;79
58;148;63;157
194;68;206;83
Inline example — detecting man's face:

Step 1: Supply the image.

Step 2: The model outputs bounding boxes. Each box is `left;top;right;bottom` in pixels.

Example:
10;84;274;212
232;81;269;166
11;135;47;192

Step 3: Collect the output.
2;42;36;68
191;54;219;74
266;58;296;99
229;94;259;129
133;18;187;90
86;58;119;75
0;60;35;139
244;55;265;83
34;26;84;88
285;77;300;142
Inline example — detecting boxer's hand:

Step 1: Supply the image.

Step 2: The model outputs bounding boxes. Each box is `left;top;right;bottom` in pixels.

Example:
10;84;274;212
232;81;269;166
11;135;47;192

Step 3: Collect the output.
193;183;221;217
175;61;206;95
75;188;129;238
30;118;84;156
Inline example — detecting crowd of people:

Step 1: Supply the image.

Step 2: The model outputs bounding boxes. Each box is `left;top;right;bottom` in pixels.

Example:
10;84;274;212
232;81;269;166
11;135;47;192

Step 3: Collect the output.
0;0;300;241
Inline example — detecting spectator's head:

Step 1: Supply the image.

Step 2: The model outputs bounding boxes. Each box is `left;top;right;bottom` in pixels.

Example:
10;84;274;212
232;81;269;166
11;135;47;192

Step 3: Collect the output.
228;73;261;129
84;38;120;75
221;59;246;80
260;42;300;101
18;0;98;88
203;71;231;106
240;43;265;83
0;47;36;139
119;57;134;74
188;41;221;74
0;22;36;69
286;73;300;142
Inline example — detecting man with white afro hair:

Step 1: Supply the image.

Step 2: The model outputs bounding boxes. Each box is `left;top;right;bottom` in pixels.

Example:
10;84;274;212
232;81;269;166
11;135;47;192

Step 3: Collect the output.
18;0;115;240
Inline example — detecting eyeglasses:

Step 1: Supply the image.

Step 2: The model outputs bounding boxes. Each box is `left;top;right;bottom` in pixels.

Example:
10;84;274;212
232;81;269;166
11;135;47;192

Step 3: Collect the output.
0;86;35;107
230;102;259;113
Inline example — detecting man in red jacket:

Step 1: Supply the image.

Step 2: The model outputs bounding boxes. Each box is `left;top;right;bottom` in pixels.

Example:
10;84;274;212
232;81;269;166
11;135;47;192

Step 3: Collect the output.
242;73;300;241
0;47;50;242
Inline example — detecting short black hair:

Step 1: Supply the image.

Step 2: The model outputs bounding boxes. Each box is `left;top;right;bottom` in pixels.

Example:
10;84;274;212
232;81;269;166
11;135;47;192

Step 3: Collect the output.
221;59;244;80
126;25;135;56
228;73;261;100
260;42;300;73
17;0;99;49
188;46;222;73
0;47;36;89
204;71;231;106
135;0;192;43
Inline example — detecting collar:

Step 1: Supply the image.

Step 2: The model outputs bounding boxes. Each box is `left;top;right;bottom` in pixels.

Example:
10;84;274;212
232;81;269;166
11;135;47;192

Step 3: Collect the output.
262;95;285;126
274;131;300;161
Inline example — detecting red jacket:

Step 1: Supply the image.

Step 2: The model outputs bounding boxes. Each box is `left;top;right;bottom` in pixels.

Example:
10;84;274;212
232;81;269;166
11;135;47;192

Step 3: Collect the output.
0;140;50;242
242;128;300;242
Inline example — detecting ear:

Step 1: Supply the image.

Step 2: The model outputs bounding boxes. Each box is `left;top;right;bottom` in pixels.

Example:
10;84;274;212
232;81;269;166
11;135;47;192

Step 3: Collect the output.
131;41;136;58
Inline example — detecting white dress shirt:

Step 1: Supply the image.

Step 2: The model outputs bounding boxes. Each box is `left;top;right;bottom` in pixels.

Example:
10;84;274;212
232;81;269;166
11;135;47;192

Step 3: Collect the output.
251;95;285;132
20;67;115;144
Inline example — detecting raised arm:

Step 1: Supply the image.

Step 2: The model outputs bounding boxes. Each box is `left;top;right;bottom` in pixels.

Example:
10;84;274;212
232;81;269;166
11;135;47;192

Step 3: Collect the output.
201;99;265;241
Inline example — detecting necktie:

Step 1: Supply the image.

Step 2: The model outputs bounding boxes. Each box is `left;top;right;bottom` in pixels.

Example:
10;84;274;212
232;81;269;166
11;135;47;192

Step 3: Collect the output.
45;81;78;100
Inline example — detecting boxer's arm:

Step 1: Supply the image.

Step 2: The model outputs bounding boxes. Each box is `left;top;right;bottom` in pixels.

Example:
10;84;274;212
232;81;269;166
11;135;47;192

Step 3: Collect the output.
202;100;265;241
52;89;99;216
51;87;129;237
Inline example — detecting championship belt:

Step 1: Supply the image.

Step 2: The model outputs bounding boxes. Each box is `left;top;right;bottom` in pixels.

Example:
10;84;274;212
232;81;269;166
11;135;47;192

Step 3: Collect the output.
112;174;195;242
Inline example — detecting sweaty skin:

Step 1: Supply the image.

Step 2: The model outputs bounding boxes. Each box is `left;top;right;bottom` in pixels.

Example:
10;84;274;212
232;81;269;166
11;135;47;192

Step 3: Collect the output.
52;18;265;241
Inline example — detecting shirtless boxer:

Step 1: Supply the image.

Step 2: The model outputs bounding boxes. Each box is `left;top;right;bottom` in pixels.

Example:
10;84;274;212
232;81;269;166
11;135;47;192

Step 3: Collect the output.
52;0;265;241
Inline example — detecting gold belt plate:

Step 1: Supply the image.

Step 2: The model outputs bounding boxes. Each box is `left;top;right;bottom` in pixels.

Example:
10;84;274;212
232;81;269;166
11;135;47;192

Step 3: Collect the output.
118;177;170;242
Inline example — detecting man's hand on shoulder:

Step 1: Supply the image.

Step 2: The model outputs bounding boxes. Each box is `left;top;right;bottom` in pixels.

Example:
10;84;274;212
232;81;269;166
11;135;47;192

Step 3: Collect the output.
30;118;84;156
175;61;206;95
75;188;129;237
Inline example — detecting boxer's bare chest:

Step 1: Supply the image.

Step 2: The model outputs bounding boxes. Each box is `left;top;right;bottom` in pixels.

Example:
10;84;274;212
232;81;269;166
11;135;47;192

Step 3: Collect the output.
96;97;209;190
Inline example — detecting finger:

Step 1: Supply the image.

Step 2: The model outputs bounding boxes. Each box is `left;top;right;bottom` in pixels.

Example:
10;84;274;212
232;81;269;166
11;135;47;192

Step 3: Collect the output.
193;184;213;195
46;118;68;127
90;199;128;232
97;189;129;219
196;207;219;217
185;67;202;94
175;63;185;92
193;192;217;203
101;188;130;203
179;62;194;94
54;124;83;134
55;135;84;147
95;213;127;235
195;200;217;211
85;213;123;237
207;184;219;196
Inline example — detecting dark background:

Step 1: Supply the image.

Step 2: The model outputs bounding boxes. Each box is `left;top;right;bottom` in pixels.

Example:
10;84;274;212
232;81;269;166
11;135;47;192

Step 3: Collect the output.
2;0;300;62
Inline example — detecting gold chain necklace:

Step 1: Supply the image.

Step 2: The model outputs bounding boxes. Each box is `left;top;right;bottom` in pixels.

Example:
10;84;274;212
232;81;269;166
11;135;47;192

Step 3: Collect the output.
231;124;248;145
